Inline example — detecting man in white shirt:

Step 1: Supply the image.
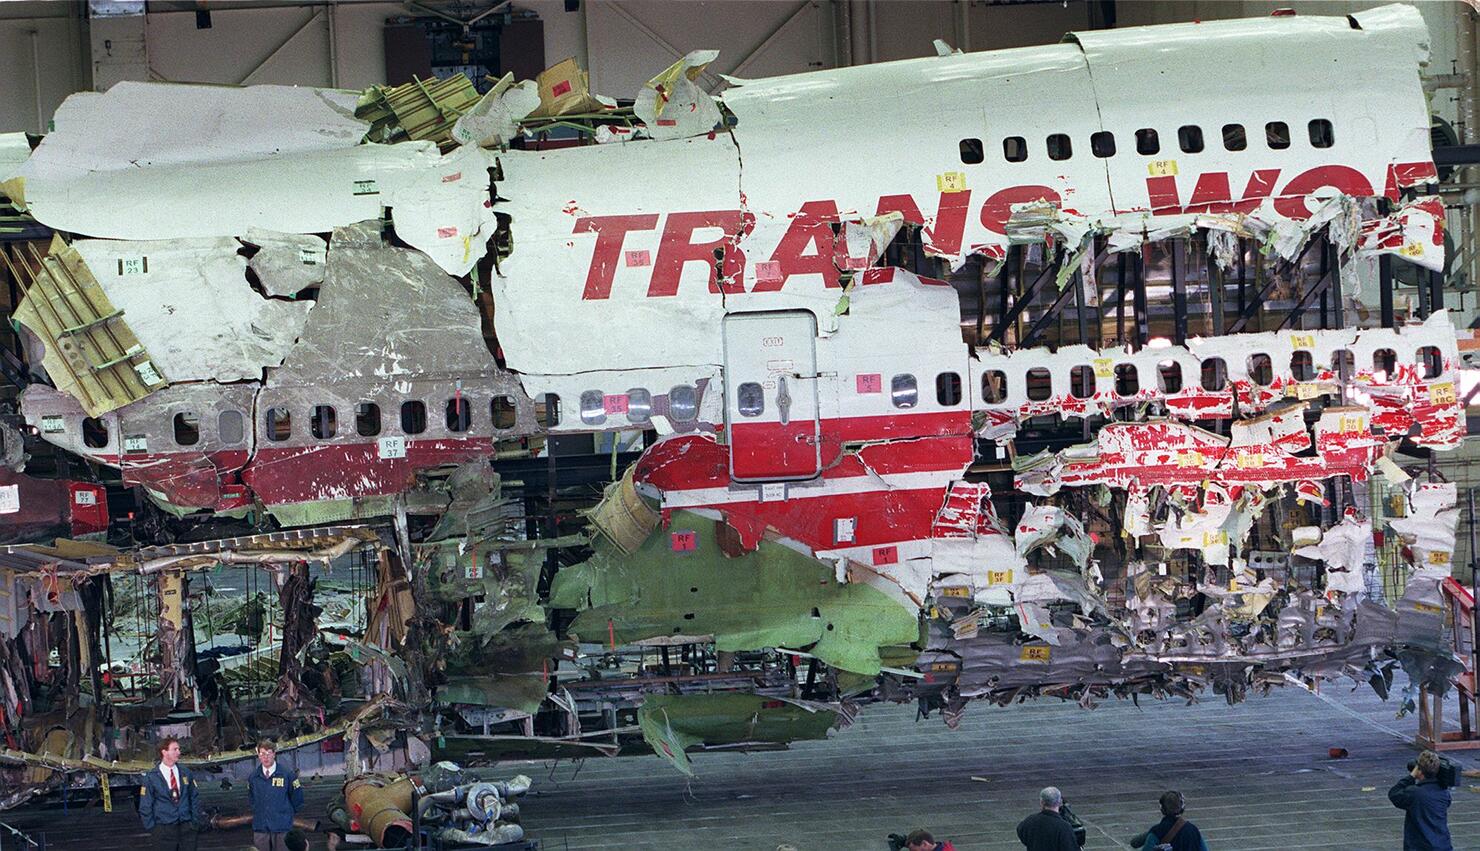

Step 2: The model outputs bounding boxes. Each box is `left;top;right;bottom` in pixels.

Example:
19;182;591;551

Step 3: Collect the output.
139;737;203;850
247;740;304;851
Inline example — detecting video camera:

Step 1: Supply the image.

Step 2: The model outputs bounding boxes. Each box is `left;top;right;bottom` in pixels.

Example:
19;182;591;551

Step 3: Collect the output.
1408;756;1460;789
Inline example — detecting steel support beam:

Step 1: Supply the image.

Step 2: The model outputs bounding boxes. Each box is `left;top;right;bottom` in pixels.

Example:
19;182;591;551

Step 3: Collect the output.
1170;239;1187;345
1379;254;1396;328
989;250;1063;346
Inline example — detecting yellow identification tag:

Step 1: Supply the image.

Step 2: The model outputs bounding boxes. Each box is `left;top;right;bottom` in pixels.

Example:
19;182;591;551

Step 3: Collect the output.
1093;358;1114;379
1020;645;1051;662
987;569;1014;585
1289;334;1316;349
102;774;112;813
940;586;971;598
1429;382;1456;405
930;661;956;672
1428;550;1451;565
1294;383;1320;400
936;172;967;193
1148;160;1178;177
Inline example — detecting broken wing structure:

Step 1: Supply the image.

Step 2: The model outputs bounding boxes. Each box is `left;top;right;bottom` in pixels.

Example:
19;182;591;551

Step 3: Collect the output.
0;3;1474;803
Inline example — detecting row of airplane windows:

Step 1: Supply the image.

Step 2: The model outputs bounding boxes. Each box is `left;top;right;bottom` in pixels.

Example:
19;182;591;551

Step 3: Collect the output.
70;344;1435;448
958;119;1336;164
77;396;548;450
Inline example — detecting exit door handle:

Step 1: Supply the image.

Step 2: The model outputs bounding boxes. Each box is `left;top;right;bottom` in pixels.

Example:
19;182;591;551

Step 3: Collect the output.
776;376;792;425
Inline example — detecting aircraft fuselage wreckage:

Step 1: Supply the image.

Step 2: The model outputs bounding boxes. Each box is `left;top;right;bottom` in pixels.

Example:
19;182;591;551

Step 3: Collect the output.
0;3;1470;817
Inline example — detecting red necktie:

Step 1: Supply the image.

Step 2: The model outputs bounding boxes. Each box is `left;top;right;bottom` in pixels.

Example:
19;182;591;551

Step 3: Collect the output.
169;769;179;799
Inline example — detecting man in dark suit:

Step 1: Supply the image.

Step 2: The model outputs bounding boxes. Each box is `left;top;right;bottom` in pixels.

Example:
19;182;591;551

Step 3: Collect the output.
138;736;203;851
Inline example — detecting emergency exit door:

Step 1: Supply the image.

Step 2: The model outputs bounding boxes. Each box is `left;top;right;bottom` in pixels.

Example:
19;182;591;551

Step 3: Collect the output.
723;311;821;482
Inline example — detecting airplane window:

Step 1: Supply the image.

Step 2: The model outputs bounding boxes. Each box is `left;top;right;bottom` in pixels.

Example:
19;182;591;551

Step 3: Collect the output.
1222;123;1247;151
1419;345;1443;379
535;394;560;427
401;400;426;435
356;403;381;436
1248;353;1273;386
311;405;336;439
1026;367;1053;401
1178;125;1204;154
737;382;764;417
1114;363;1139;396
446;398;471;432
936;372;962;406
1047;133;1072;161
266;407;292;441
491;396;517;429
1201;357;1227;391
891;374;918;409
1091;131;1115;158
628;388;653;423
82;417;109;448
173;412;200;446
218;410;244;445
1331;349;1354;381
669;385;698;421
1003;136;1028;163
1309;118;1334;148
580;390;607;425
1070;365;1095;399
1135;128;1160;155
982;370;1008;403
1265;121;1290;150
1373;348;1397;381
1158;361;1183;394
959;138;984;164
1290;351;1314;381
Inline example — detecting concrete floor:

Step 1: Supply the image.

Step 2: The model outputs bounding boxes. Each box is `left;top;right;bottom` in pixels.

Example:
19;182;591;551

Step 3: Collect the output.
519;684;1480;851
3;684;1477;850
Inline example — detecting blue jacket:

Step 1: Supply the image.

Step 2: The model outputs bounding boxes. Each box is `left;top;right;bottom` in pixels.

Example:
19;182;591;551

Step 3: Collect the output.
1389;776;1452;851
248;764;304;833
1141;816;1209;851
138;764;203;829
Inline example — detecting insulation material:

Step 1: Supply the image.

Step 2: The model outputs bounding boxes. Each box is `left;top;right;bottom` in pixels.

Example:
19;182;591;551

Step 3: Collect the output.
450;74;541;149
12;83;494;276
1294;516;1373;596
70;237;313;383
634;50;723;141
7;236;168;416
1014;505;1091;567
241;230;327;296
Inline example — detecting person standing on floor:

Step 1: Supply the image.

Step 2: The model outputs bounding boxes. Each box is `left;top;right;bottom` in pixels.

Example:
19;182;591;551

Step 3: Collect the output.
1140;791;1209;850
247;740;305;851
1016;786;1079;851
139;736;203;851
1389;750;1452;851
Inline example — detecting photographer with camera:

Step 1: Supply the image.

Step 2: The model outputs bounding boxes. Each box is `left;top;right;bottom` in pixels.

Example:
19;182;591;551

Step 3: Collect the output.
1388;750;1453;851
1016;787;1080;851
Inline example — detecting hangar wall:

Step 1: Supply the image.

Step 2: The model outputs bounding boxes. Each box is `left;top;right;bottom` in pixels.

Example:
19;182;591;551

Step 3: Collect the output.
0;1;1467;133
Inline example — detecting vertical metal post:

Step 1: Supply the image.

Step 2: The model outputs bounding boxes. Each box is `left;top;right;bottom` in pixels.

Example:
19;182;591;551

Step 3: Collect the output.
1331;241;1344;328
1115;252;1127;345
1074;262;1090;346
1318;232;1330;329
1170;239;1187;345
1379;254;1395;328
1430;268;1445;315
1209;248;1225;336
1236;238;1247;318
999;246;1014;343
1132;247;1149;350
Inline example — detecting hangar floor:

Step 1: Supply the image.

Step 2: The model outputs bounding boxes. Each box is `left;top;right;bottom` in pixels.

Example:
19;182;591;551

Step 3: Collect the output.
4;684;1476;851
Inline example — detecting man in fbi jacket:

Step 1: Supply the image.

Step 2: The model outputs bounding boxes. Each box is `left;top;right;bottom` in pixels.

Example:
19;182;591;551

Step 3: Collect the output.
247;740;304;851
139;736;204;850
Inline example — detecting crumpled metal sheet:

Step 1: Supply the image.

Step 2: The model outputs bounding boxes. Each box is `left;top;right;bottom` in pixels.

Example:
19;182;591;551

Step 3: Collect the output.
71;236;313;383
241;229;327;297
634;50;722;141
